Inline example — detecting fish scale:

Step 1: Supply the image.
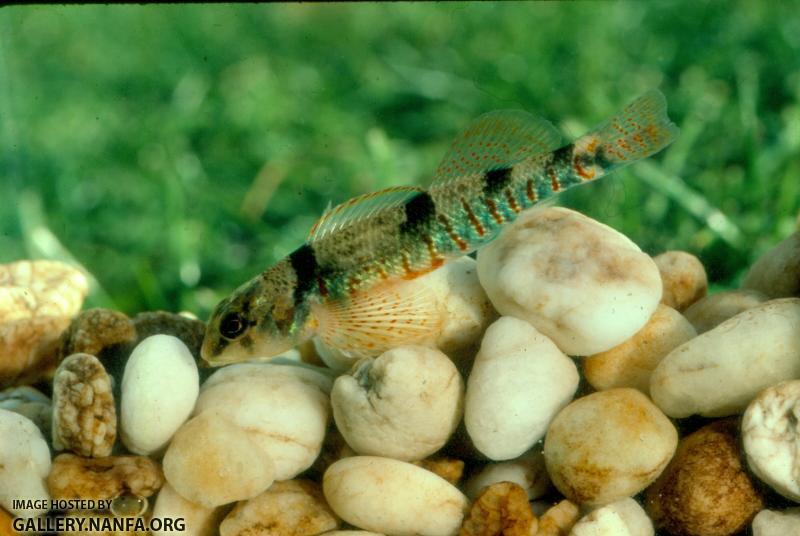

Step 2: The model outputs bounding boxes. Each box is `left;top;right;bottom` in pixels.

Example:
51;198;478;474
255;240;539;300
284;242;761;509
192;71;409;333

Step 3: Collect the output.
201;90;679;364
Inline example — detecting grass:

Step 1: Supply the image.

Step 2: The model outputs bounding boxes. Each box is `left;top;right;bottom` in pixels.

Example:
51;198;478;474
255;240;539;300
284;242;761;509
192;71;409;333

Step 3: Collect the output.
1;2;798;317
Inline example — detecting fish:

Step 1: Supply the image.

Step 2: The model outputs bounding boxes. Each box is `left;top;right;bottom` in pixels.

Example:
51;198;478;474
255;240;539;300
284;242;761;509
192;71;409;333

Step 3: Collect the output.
201;90;679;365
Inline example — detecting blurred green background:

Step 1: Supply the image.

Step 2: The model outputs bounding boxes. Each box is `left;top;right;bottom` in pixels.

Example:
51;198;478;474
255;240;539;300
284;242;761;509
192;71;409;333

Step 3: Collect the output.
1;3;798;318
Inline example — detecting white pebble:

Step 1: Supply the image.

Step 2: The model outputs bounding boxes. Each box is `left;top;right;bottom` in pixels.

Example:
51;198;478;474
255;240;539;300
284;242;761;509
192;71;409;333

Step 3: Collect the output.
0;409;51;518
650;298;800;418
323;456;468;536
742;380;800;501
462;450;550;500
570;498;654;536
331;346;463;461
477;207;662;356
120;334;199;455
196;362;331;480
752;508;800;536
465;316;578;460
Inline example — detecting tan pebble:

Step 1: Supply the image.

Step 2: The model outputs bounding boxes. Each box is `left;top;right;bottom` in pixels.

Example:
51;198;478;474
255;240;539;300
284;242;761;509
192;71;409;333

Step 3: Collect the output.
645;419;763;536
48;453;163;500
413;457;465;487
152;482;230;536
58;308;136;360
537;500;580;536
52;353;116;457
682;289;768;334
162;411;275;508
0;260;88;387
544;388;677;506
653;251;707;311
459;481;536;536
220;480;338;536
743;231;800;298
323;456;468;536
584;304;696;394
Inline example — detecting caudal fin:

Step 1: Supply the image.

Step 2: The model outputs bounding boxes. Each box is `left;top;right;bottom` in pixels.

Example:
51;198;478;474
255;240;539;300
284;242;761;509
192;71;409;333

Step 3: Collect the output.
581;90;679;169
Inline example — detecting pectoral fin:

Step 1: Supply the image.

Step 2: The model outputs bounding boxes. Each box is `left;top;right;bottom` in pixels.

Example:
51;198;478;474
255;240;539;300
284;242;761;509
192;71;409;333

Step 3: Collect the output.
311;279;442;359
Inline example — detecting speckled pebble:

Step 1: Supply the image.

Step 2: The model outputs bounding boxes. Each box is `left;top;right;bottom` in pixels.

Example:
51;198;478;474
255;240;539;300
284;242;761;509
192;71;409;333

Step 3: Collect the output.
58;308;136;361
52;353;116;457
47;452;163;500
220;480;339;536
645;419;763;536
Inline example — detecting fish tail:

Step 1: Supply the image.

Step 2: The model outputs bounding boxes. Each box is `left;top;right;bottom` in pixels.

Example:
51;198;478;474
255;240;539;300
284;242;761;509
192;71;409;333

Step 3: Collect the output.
577;90;679;172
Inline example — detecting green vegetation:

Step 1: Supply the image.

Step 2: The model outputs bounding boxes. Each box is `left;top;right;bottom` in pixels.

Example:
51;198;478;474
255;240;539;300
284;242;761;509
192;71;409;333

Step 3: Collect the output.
1;3;798;317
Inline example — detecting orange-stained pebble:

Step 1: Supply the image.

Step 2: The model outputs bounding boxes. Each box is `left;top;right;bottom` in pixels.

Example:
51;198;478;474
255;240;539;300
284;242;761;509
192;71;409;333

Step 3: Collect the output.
459;482;537;536
536;500;580;536
653;251;707;311
413;458;465;487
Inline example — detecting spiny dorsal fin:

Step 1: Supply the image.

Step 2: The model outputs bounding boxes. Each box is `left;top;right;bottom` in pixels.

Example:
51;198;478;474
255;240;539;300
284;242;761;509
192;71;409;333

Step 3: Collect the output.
307;186;423;243
430;109;562;190
311;279;442;359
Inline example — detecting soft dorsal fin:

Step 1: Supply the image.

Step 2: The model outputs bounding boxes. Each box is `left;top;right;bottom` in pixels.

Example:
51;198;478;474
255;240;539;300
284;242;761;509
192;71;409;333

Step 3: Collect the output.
431;109;562;190
307;186;423;243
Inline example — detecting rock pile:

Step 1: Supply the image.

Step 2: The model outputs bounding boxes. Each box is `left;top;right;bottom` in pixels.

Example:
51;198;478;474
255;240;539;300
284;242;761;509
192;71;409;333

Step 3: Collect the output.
1;206;800;536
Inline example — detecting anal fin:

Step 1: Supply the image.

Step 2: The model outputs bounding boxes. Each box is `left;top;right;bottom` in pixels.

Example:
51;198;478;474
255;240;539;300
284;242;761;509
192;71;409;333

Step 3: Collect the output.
311;280;442;359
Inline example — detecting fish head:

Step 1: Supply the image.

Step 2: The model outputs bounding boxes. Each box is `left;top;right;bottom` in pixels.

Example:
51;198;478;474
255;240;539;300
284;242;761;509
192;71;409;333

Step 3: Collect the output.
201;259;304;366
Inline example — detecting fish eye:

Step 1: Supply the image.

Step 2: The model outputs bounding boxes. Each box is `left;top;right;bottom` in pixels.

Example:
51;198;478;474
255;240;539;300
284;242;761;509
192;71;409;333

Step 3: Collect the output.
219;312;247;339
